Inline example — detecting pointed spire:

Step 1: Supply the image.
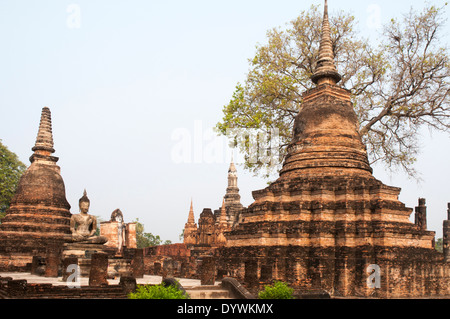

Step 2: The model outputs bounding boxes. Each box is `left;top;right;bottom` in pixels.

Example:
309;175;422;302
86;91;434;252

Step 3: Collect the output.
225;154;242;209
32;107;55;154
187;198;195;224
227;155;238;189
228;152;236;174
183;198;198;245
30;107;58;164
219;198;228;226
311;0;342;86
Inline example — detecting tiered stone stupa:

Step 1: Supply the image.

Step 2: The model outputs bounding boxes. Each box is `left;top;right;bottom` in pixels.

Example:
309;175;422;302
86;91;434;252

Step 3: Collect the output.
183;199;198;246
218;1;450;298
0;107;72;271
183;157;245;248
222;156;244;228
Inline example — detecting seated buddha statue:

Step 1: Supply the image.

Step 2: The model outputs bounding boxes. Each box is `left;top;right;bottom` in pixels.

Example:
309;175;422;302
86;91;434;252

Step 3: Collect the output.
68;190;108;245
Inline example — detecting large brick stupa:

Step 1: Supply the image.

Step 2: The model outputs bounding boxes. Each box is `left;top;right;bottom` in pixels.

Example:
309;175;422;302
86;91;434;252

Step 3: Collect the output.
217;1;450;298
0;107;72;271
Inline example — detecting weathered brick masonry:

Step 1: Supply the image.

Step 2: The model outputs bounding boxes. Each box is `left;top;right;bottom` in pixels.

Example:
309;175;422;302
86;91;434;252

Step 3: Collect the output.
0;107;72;271
216;1;450;298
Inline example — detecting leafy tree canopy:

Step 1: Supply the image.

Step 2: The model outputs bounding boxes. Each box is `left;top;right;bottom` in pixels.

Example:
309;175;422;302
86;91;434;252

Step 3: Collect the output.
134;218;172;248
0;140;26;221
216;4;450;179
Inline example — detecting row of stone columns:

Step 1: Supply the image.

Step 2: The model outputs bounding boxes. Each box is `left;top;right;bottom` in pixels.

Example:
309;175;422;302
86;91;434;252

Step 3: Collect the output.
415;199;450;263
444;203;450;263
31;249;145;287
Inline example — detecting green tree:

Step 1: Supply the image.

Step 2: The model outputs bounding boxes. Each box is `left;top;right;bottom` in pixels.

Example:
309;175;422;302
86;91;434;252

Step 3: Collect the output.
436;238;443;253
179;229;184;242
258;281;294;299
94;215;104;236
134;218;172;248
216;4;450;179
128;284;189;299
0;140;26;222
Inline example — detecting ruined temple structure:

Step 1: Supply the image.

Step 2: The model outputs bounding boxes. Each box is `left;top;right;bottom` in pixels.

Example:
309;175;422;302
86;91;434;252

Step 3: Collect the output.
183;200;198;246
221;156;244;228
183;158;245;249
183;203;230;251
443;204;450;263
0;107;72;271
217;1;450;298
145;201;232;279
0;107;140;280
143;159;247;279
100;209;137;256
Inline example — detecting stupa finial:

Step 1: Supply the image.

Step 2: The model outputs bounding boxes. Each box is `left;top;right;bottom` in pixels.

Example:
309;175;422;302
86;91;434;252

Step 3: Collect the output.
219;198;228;226
30;107;58;163
187;198;195;224
228;154;236;174
311;0;342;85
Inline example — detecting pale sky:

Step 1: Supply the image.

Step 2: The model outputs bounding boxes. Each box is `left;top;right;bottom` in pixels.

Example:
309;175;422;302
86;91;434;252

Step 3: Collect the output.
0;0;449;242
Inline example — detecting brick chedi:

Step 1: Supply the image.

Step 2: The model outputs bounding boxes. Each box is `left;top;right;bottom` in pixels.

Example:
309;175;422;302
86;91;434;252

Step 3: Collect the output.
217;1;450;298
183;157;244;249
0;107;72;271
183;199;198;246
183;200;232;249
222;156;244;228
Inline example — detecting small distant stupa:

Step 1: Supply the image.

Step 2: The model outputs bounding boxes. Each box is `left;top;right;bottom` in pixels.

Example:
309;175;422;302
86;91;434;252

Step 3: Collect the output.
182;156;245;248
222;155;244;228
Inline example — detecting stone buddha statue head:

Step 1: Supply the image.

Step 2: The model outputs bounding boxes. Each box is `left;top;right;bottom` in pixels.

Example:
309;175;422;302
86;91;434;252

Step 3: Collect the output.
79;190;90;214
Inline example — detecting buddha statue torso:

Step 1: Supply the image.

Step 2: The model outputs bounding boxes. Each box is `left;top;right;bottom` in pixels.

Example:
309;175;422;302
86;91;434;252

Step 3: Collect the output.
68;190;108;245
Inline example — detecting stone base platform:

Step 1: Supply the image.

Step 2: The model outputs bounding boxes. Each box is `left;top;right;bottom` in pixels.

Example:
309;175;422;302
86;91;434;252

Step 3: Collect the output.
63;243;110;277
62;243;131;278
62;243;109;258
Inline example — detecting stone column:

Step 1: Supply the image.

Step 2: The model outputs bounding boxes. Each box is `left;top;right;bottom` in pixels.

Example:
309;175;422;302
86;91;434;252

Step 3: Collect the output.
89;253;109;286
44;245;61;277
62;257;79;282
200;257;216;285
131;248;145;278
415;198;427;231
444;203;450;263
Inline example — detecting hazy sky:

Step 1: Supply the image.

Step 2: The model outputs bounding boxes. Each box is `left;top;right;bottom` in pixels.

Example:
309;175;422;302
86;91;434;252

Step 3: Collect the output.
1;0;449;242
